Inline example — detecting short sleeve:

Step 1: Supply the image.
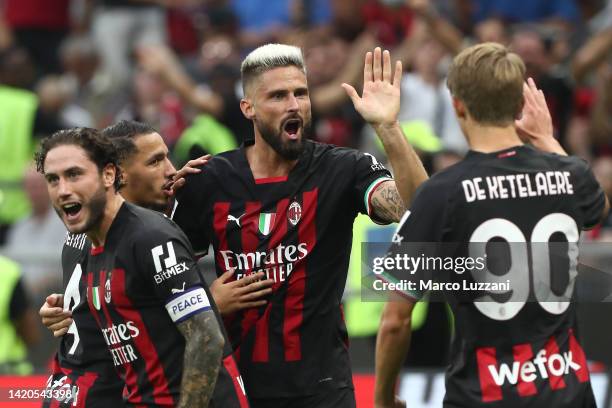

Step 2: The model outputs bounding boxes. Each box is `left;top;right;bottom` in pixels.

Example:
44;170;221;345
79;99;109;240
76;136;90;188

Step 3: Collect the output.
352;151;393;222
134;223;212;324
171;171;212;256
378;180;449;301
574;159;606;229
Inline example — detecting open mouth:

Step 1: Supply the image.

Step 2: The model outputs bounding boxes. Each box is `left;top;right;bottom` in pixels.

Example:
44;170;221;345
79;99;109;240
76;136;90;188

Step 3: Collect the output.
62;202;82;221
283;119;301;139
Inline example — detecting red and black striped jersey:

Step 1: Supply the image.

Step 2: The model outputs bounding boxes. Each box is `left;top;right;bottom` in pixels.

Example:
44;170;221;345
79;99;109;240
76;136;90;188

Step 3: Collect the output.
384;145;606;407
85;202;248;407
171;140;393;398
42;356;125;408
44;232;124;407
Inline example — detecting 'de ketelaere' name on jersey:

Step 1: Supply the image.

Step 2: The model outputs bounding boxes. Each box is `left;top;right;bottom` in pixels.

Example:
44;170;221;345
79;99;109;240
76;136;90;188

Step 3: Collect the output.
219;243;309;282
462;171;575;203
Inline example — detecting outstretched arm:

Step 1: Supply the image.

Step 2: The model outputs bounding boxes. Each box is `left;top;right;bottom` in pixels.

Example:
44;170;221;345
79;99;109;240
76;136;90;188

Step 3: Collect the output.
375;298;415;408
176;310;224;408
343;47;428;223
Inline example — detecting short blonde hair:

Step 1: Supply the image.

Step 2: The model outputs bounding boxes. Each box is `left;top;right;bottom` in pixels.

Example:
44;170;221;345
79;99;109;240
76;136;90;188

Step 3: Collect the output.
447;42;525;126
240;44;305;95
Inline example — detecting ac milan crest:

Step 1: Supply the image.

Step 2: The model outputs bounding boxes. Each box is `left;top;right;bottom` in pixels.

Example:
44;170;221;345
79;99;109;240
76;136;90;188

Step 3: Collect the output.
288;201;302;226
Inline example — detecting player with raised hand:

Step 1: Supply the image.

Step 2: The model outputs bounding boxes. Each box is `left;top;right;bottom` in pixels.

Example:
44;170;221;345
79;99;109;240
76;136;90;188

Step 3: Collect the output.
375;43;609;408
171;43;428;407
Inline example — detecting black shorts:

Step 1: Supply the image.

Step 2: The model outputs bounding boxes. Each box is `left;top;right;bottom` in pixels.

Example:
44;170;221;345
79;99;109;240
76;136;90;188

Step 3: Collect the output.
250;387;355;408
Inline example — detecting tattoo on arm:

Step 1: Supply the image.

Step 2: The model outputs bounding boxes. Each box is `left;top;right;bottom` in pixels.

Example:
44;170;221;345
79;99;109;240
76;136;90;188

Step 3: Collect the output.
370;181;405;223
176;310;224;408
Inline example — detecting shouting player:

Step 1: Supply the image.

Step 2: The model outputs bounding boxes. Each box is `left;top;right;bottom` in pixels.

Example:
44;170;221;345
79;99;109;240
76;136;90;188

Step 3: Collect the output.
171;44;428;407
37;127;228;407
39;121;255;407
375;43;610;408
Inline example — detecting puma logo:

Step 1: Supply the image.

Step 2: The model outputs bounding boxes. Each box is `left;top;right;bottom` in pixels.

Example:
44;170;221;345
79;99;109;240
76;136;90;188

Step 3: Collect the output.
227;214;245;228
171;282;186;294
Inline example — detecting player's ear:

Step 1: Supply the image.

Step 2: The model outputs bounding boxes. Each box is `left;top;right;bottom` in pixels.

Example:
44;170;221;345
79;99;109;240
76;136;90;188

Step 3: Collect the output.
452;97;467;120
240;98;255;120
102;163;117;189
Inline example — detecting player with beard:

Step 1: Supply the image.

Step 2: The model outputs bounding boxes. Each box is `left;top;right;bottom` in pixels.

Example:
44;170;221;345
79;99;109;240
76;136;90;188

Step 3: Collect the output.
170;44;428;407
38;123;255;407
375;43;610;408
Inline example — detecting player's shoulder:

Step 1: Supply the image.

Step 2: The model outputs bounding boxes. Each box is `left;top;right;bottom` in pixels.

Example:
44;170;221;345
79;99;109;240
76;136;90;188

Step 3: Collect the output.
308;140;378;168
206;147;244;173
312;140;356;159
178;147;243;193
62;232;90;259
63;232;90;250
538;149;590;173
121;203;185;243
424;158;473;191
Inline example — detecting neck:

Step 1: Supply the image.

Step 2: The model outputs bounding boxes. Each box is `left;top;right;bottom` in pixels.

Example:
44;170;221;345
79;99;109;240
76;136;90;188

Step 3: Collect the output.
87;193;125;248
245;132;298;179
465;123;524;153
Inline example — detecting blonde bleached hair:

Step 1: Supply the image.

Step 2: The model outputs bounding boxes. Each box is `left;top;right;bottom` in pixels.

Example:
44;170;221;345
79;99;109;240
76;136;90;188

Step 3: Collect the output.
240;44;306;95
447;42;525;126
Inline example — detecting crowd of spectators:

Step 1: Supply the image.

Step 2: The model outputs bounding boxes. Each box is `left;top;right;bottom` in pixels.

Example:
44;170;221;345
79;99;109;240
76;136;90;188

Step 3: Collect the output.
0;0;611;370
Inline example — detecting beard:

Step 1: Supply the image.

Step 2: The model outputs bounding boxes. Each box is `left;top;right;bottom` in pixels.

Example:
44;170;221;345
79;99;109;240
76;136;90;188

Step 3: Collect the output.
55;183;108;234
82;186;108;233
257;117;310;161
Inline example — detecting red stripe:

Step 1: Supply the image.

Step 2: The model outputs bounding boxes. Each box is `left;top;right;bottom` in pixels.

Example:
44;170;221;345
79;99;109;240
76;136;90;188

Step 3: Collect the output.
86;271;141;404
283;189;317;361
111;269;175;406
544;336;566;390
252;198;289;362
212;203;236;332
367;178;390;217
70;371;99;408
96;271;143;405
512;343;537;397
49;359;70;408
239;202;262;362
254;176;288;184
476;347;503;402
48;358;101;408
222;355;250;407
90;246;104;256
569;330;590;383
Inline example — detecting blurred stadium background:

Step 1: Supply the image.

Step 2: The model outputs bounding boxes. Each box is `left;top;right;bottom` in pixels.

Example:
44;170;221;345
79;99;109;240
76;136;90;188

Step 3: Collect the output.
0;0;611;406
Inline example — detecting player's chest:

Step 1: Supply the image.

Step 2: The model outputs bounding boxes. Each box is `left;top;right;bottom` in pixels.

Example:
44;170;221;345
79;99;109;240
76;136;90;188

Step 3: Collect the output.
85;255;147;312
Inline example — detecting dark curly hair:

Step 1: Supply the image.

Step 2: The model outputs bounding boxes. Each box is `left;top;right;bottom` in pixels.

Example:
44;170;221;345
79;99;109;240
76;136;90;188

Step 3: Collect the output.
35;127;123;191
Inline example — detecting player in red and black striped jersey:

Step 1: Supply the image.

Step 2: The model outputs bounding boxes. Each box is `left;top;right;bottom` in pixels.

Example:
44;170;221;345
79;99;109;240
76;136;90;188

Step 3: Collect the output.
85;201;249;407
42;232;125;408
375;44;610;408
171;45;429;406
38;129;248;407
40;121;257;407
